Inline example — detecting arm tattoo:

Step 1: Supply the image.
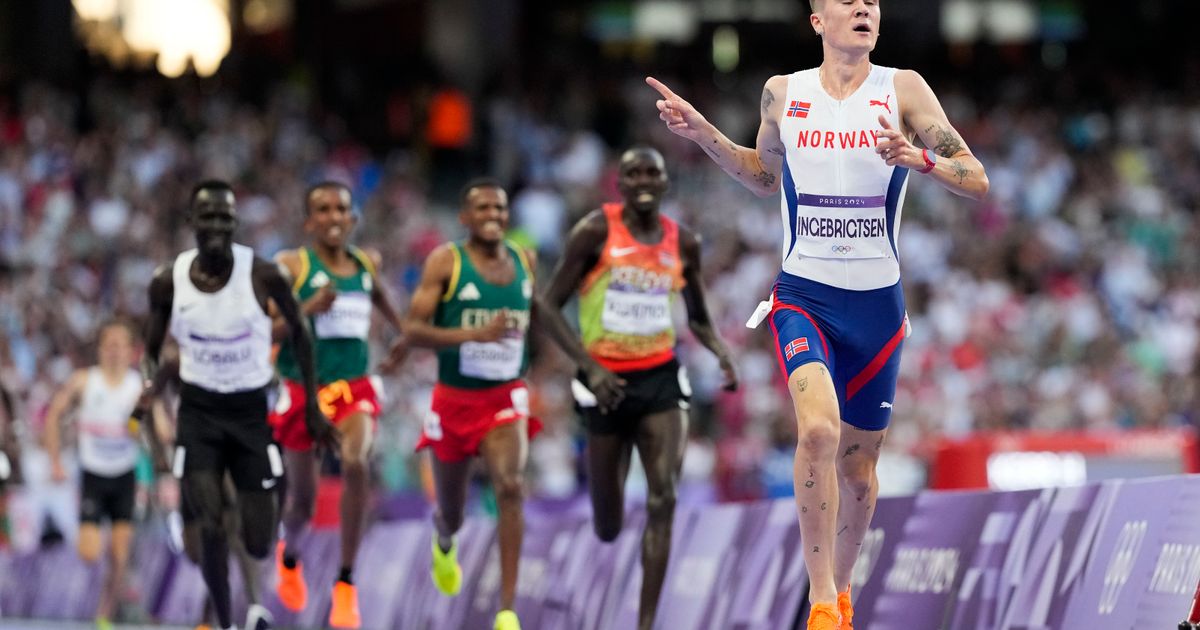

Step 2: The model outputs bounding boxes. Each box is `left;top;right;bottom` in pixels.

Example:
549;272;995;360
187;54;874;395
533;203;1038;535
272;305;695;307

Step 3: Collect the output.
767;147;785;156
844;444;860;458
755;170;776;188
798;377;808;392
761;88;774;113
951;159;970;184
837;526;849;536
933;127;965;158
702;144;720;159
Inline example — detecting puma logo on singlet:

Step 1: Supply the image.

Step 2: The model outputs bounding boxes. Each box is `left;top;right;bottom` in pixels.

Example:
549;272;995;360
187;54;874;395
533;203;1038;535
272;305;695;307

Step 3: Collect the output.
870;95;892;114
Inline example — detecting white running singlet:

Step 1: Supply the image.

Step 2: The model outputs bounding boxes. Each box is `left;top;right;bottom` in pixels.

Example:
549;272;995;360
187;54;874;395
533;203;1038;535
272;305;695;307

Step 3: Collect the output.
777;65;908;291
77;367;142;477
170;243;274;393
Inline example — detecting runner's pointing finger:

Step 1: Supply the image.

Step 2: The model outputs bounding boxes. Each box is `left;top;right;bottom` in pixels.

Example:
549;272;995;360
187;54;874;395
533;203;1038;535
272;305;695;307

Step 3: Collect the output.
645;76;677;100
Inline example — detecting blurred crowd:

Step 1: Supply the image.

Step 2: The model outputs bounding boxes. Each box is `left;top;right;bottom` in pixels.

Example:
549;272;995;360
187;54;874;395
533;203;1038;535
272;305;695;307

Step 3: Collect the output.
1;59;1199;536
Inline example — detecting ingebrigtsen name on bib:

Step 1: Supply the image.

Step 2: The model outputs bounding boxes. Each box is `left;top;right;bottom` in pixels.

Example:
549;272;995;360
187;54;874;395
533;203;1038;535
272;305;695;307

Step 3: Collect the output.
796;216;888;239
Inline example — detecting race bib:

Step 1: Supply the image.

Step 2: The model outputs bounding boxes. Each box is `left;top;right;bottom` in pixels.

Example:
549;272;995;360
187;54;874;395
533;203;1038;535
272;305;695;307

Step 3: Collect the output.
793;203;892;260
423;411;443;441
460;337;524;381
602;289;672;335
314;292;372;339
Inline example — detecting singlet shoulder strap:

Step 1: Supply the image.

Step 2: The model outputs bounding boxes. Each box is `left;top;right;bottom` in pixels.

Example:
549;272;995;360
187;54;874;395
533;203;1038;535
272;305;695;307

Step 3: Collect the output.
507;240;532;277
441;242;463;303
347;245;377;278
292;247;311;293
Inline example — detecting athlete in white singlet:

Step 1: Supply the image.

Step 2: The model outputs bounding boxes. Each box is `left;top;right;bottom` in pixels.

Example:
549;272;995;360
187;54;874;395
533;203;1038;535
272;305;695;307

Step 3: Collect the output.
43;321;143;629
647;1;988;628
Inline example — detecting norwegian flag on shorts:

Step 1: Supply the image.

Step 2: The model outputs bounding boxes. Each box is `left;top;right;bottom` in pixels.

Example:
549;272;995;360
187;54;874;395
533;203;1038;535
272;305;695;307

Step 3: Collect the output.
784;337;810;360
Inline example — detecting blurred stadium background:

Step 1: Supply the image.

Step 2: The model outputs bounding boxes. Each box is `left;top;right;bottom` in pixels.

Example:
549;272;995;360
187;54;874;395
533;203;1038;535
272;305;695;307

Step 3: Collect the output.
2;0;1200;625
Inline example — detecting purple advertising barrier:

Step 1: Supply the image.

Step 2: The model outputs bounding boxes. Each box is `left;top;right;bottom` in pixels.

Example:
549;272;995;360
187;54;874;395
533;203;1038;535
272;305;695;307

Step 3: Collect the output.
529;514;593;630
724;499;809;630
153;552;207;625
988;482;1106;629
0;552;37;617
649;502;747;630
0;552;14;617
458;513;582;629
531;510;646;630
408;516;497;630
608;504;697;630
355;520;428;630
130;527;176;619
28;546;102;620
832;495;919;629
1059;475;1200;629
577;509;648;630
865;489;997;630
944;489;1043;630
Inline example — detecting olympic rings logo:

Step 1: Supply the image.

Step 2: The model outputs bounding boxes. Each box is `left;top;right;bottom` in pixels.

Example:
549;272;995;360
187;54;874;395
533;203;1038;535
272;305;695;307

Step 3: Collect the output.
831;245;854;254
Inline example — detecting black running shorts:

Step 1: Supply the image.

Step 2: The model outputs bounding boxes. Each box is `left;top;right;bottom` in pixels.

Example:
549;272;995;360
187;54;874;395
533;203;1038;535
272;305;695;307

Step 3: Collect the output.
575;358;691;436
80;469;136;524
175;383;283;493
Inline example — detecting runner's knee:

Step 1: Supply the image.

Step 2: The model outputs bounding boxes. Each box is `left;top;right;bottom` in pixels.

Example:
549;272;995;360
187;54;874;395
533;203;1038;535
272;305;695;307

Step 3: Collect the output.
493;473;524;504
837;453;878;498
78;533;102;563
240;491;277;558
796;419;839;460
645;487;677;523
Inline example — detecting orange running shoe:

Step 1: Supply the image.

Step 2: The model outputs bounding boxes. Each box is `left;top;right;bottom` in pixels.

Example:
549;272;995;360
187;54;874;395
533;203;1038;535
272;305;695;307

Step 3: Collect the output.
837;588;854;630
275;541;307;612
808;602;841;630
329;580;362;629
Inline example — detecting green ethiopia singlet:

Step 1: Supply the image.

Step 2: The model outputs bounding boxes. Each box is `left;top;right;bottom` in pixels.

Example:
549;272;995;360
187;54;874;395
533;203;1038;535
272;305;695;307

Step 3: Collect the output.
435;241;532;389
276;246;375;384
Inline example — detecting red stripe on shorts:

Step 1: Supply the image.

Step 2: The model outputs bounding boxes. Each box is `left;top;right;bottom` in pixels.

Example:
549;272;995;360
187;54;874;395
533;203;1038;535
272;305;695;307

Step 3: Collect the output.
845;322;906;401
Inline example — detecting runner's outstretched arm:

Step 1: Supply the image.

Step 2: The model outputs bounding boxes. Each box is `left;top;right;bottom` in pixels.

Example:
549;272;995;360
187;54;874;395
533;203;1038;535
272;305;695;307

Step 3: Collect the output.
646;75;788;197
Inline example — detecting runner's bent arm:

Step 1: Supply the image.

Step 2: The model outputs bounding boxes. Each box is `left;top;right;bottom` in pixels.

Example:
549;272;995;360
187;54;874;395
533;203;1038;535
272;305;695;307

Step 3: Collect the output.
647;75;788;197
529;240;625;411
140;264;174;408
541;211;605;310
43;369;87;479
362;247;409;371
877;70;989;200
678;228;738;391
403;244;508;348
256;258;338;448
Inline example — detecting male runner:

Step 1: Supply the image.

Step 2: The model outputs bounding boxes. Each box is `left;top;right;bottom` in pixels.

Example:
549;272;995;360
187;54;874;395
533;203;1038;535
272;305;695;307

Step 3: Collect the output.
540;146;738;630
139;345;273;630
270;181;407;629
407;178;621;630
140;180;335;630
43;320;142;630
647;1;989;627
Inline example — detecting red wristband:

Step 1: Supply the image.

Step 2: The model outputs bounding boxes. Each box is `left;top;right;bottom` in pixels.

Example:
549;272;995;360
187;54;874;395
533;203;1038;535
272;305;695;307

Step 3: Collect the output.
918;149;937;174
